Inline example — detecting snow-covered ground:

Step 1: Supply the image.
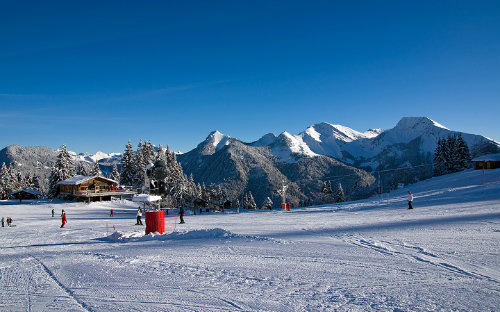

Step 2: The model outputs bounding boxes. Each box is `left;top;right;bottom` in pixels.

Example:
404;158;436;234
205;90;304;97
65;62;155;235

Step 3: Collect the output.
1;169;499;311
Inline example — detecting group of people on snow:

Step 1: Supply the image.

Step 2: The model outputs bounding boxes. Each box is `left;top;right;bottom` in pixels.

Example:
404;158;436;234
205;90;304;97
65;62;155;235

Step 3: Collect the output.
1;217;13;227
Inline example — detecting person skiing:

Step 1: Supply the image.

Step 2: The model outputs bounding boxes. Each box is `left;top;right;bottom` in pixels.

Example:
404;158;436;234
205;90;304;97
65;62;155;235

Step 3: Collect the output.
60;211;67;228
179;206;185;224
136;208;143;225
408;191;414;209
6;217;12;227
51;208;55;217
110;209;114;217
1;217;4;227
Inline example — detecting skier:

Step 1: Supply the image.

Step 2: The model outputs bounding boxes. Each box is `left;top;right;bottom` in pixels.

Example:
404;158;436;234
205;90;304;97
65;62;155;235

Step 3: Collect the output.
60;211;67;228
179;206;185;224
408;191;414;209
1;217;4;227
136;208;143;225
110;209;114;217
51;208;54;217
6;217;12;227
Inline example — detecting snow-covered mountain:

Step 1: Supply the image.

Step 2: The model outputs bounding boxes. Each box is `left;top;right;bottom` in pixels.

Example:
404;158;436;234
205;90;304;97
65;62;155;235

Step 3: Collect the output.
254;117;498;170
2;117;498;205
72;151;122;163
178;117;498;205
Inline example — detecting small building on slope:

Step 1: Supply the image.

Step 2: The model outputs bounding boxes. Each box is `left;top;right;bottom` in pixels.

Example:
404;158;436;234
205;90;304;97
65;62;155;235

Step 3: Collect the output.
472;154;500;170
57;175;136;202
11;189;42;202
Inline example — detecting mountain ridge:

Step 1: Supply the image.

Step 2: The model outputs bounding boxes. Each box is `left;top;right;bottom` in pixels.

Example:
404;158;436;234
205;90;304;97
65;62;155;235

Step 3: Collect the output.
1;117;498;206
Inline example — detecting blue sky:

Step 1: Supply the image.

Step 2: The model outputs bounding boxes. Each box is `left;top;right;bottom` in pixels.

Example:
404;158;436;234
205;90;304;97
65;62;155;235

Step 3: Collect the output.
1;0;498;154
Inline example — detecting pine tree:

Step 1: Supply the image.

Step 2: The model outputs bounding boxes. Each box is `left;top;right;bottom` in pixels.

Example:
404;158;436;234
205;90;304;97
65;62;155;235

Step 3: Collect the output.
434;134;472;176
263;196;273;209
48;144;76;198
334;183;345;203
134;140;146;188
111;164;120;182
32;175;41;191
247;192;256;209
75;163;86;176
120;141;137;186
320;180;334;203
143;140;156;165
0;162;9;199
91;162;102;176
456;134;471;169
433;138;446;176
156;144;167;162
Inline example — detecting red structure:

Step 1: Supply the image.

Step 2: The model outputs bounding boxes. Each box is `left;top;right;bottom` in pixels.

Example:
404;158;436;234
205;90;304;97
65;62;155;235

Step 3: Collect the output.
145;211;165;235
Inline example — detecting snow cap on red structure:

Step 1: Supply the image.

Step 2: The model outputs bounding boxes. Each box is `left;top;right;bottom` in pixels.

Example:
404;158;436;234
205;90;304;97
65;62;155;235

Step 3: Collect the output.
132;194;162;203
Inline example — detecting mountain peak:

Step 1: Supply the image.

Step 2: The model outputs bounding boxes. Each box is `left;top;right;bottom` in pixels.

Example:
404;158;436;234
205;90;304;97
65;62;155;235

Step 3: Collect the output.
251;133;277;147
396;117;448;131
198;130;232;155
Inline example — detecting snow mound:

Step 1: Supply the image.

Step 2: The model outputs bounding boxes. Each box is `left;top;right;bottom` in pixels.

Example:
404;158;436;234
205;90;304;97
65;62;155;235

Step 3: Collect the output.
104;228;238;242
103;228;275;243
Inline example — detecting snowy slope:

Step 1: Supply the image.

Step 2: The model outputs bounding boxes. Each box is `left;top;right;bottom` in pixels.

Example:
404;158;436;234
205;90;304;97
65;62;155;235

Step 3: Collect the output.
1;169;499;311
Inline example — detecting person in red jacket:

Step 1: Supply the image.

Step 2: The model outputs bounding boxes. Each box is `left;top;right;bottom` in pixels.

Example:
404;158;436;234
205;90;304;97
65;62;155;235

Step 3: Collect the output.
61;210;67;228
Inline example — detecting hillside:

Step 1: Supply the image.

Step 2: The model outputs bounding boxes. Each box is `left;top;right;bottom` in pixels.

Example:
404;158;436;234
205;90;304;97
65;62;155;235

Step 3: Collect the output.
1;168;498;311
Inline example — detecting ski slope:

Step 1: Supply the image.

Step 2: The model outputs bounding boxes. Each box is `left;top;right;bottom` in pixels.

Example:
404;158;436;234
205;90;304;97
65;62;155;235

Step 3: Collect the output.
1;169;499;311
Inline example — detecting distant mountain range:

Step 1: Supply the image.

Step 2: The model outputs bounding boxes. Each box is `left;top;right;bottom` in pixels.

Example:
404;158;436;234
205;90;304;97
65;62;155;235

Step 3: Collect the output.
1;117;498;206
177;117;498;205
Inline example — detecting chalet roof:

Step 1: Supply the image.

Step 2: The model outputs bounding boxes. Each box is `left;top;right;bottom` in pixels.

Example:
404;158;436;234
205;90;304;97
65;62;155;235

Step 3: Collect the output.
57;175;118;186
11;189;42;196
472;153;500;162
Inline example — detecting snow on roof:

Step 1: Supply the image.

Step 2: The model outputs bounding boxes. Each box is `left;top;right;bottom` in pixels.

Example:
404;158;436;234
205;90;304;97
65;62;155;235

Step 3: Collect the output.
57;175;118;185
472;153;500;162
11;189;42;195
132;194;162;202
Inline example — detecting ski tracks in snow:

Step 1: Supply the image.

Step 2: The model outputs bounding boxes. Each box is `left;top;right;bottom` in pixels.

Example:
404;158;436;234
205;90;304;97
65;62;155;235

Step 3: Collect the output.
337;234;499;284
0;255;90;312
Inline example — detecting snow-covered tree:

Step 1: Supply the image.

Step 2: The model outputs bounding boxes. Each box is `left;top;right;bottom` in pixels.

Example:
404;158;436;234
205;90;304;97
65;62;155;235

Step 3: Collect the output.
156;144;167;162
91;162;102;176
263;196;273;209
120;141;137;186
245;191;256;209
320;180;334;203
48;144;76;198
110;164;120;182
334;182;345;203
0;162;12;199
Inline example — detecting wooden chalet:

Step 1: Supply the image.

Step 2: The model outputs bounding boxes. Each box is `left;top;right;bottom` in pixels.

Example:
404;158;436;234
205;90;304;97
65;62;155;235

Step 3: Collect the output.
57;175;136;202
472;154;500;170
11;189;42;202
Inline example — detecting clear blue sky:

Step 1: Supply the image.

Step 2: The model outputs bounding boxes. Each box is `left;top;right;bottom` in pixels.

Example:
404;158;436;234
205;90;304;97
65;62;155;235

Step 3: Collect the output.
1;0;499;154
